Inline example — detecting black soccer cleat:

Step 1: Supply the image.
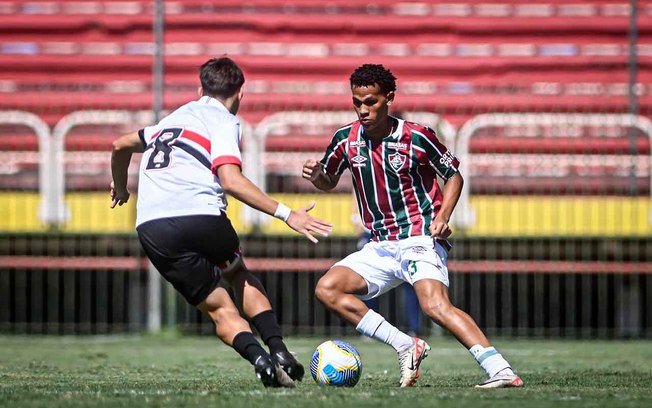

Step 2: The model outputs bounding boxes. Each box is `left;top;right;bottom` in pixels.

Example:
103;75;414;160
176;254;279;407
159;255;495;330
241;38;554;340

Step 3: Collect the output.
254;355;296;388
273;350;305;382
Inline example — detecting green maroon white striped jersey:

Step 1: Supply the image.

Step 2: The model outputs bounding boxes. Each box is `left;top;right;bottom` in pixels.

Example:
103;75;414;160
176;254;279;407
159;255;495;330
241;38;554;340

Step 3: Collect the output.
320;117;460;241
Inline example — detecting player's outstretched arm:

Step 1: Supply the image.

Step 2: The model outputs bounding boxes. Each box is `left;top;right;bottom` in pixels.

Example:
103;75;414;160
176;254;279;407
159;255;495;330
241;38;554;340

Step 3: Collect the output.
218;164;333;242
284;201;332;243
110;131;144;208
302;159;340;191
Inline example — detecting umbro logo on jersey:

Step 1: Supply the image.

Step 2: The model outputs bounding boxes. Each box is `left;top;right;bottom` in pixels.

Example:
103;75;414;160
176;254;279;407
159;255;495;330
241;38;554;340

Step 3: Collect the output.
351;155;368;167
389;152;406;171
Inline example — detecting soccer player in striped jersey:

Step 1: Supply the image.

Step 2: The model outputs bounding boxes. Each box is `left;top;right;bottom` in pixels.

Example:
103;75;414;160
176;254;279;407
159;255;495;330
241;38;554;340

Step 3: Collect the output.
302;64;523;389
111;57;332;388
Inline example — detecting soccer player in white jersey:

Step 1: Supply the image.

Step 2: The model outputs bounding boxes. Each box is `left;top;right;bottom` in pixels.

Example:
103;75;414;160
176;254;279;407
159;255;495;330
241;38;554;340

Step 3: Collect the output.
302;64;523;389
110;57;332;388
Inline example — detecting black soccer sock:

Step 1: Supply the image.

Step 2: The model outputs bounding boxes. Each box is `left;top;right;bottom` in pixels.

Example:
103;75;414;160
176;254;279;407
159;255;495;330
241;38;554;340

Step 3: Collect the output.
251;310;288;354
232;331;267;365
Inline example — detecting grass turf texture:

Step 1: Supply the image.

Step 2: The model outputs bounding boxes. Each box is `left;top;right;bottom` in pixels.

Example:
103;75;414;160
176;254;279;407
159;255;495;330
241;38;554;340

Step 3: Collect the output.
1;334;651;408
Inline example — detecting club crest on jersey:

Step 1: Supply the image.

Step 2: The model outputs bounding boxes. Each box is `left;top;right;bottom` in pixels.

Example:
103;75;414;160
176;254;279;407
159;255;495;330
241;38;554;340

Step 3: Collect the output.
351;155;368;168
389;152;406;171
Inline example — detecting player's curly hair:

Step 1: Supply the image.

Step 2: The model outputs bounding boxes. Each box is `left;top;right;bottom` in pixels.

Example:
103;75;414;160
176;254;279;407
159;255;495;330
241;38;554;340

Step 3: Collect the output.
349;64;397;95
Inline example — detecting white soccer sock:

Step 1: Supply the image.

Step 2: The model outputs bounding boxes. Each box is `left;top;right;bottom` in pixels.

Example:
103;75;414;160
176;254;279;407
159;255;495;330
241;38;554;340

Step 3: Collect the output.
356;309;414;352
469;345;514;378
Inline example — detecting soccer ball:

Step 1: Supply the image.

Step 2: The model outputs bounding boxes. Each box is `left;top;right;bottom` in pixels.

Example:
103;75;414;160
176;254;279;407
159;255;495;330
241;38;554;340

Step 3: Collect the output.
310;339;362;387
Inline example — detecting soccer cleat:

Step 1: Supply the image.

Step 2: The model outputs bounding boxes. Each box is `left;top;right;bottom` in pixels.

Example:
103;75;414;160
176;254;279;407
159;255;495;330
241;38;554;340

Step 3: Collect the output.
475;370;524;389
273;350;305;381
254;355;296;388
397;337;431;387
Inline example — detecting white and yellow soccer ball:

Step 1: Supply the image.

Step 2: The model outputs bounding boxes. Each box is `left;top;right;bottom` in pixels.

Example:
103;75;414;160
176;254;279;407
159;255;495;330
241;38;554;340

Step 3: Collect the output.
310;339;362;387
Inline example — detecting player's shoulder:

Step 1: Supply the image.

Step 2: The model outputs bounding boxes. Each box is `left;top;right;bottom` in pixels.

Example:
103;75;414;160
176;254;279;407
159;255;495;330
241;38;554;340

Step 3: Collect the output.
403;120;437;138
331;121;357;139
188;102;241;134
335;120;357;133
186;100;237;121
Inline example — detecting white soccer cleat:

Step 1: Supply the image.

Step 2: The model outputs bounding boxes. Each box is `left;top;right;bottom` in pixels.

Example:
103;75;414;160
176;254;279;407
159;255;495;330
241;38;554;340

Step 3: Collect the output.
475;370;524;389
397;337;430;387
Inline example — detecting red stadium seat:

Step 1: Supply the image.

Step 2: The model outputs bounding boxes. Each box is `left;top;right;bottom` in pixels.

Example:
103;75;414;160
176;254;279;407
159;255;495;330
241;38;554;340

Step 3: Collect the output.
0;0;650;194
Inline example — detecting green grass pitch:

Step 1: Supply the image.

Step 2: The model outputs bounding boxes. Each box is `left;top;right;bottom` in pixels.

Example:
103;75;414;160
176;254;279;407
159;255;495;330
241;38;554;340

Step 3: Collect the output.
1;334;651;408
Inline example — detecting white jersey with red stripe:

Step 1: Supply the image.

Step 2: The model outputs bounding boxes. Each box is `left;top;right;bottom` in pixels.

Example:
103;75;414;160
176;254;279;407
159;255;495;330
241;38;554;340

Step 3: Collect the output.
135;96;242;227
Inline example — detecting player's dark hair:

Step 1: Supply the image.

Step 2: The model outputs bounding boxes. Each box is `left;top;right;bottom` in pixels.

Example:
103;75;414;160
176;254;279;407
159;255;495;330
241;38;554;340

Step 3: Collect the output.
349;64;397;94
199;57;245;98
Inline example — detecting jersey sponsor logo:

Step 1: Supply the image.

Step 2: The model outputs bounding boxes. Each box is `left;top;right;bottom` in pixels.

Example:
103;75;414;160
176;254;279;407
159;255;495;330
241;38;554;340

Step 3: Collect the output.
440;151;455;167
389;152;406;171
350;155;368;167
386;141;407;150
350;140;366;147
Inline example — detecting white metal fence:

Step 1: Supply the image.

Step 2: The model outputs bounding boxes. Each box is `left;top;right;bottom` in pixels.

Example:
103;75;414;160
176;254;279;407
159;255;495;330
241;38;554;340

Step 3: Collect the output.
2;109;649;230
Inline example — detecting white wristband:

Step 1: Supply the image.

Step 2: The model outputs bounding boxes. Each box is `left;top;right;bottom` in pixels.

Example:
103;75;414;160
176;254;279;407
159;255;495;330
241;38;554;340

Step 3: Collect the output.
273;203;292;222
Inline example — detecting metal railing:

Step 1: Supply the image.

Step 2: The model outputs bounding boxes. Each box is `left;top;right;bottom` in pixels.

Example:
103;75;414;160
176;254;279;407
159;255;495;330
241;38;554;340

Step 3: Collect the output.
454;113;652;229
0;111;52;224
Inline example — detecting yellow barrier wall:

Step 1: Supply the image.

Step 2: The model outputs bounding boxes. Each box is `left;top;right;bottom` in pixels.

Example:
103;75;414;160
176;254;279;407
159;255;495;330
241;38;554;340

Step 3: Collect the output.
1;192;650;237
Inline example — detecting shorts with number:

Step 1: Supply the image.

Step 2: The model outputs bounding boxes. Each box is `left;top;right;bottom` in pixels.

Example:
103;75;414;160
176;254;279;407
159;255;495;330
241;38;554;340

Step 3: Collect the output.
332;235;450;300
137;214;241;306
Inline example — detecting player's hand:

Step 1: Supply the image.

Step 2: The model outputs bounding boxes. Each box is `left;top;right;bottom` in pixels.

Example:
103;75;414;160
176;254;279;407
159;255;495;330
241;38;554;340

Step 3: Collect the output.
429;215;452;239
302;159;322;182
110;181;130;208
286;201;333;243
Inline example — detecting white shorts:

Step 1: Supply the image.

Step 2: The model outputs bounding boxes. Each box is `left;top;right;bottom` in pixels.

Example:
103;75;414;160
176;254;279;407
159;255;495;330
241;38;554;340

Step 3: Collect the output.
332;235;450;300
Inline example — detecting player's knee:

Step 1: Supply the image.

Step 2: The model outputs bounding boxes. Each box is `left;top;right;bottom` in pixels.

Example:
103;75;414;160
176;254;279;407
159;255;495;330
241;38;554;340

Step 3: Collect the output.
206;303;236;325
421;296;453;324
315;276;339;306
